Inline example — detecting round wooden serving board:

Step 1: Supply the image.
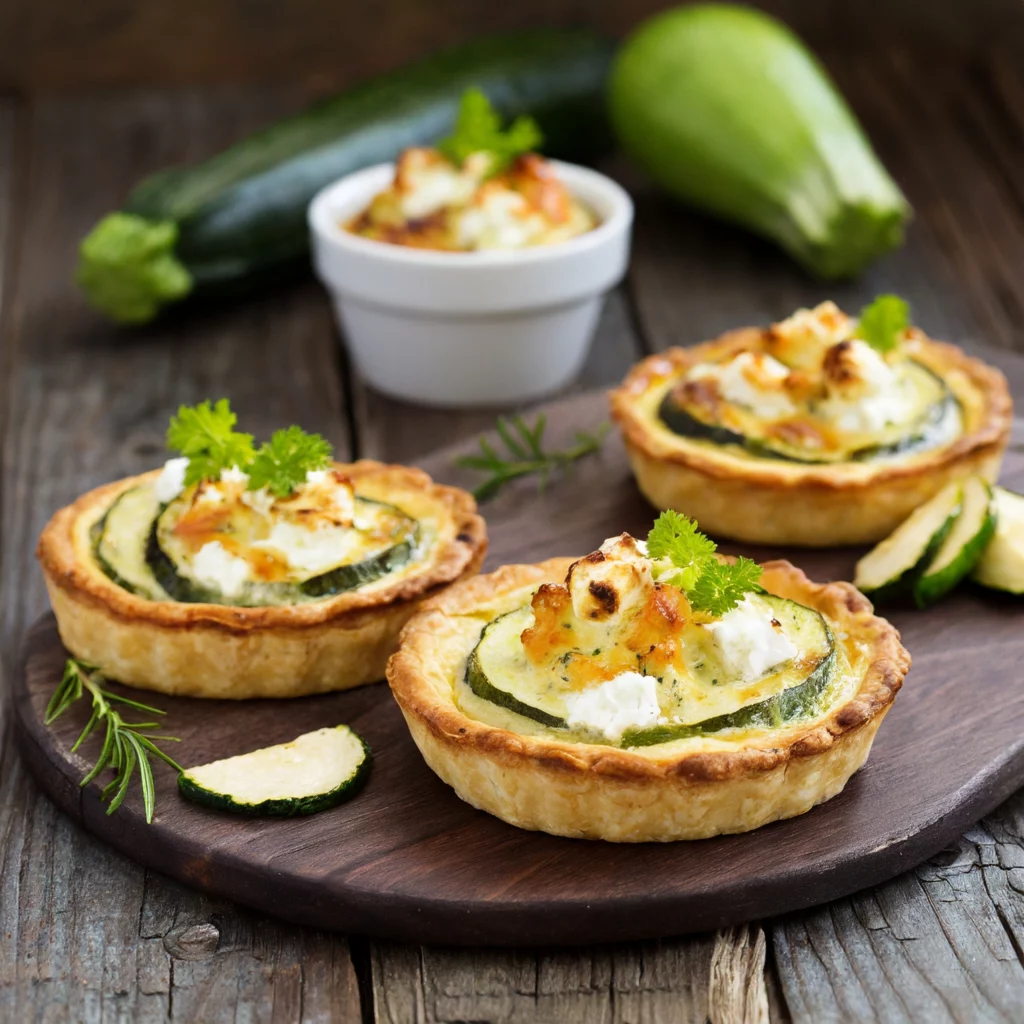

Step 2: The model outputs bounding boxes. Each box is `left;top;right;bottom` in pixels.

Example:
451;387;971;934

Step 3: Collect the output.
15;352;1024;947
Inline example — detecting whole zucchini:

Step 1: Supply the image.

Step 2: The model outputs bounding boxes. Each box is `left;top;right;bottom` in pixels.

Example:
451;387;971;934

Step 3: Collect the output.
608;5;910;278
78;30;614;325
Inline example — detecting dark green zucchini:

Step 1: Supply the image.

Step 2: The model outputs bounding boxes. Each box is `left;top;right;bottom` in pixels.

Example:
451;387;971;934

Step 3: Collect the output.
147;497;419;606
465;595;837;746
91;485;168;600
178;725;371;817
76;31;614;325
658;360;959;465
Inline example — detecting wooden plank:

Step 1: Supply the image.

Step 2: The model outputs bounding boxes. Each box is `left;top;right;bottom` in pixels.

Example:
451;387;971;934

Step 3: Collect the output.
4;1;1024;91
371;928;778;1024
0;88;360;1023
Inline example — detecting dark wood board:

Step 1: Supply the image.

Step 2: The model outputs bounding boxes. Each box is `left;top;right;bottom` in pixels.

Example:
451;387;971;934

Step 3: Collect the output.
12;343;1024;948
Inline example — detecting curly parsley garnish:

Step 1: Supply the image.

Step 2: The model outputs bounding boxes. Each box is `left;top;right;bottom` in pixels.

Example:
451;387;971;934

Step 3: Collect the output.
167;399;255;487
437;87;543;174
857;294;909;354
167;400;334;497
247;425;333;497
647;510;762;616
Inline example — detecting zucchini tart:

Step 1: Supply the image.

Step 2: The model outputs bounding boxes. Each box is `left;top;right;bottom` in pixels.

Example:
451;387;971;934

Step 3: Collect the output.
388;513;908;842
610;298;1011;546
37;402;486;699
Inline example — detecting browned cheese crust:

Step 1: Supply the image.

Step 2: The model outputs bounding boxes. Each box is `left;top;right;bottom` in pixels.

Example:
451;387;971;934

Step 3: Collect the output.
608;329;1012;546
37;461;487;698
387;558;909;842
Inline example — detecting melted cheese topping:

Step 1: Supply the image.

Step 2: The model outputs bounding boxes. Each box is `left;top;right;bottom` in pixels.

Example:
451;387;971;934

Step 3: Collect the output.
346;148;597;252
158;463;414;587
666;301;960;459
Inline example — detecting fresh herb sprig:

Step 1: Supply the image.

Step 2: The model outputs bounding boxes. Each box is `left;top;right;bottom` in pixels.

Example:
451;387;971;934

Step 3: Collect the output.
247;426;333;497
456;414;608;502
857;294;909;354
647;510;762;616
437;87;543;174
167;399;255;488
167;400;334;497
46;659;182;823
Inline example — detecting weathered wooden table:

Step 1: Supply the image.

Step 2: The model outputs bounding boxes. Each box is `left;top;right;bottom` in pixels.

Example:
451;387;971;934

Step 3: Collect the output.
3;49;1024;1023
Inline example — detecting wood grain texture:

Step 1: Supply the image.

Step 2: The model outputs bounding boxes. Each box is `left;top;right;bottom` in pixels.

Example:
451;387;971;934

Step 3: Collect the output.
0;90;361;1023
14;363;1024;947
3;0;1024;90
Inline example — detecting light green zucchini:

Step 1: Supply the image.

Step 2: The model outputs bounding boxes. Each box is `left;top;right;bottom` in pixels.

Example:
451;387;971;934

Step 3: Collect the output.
972;487;1024;595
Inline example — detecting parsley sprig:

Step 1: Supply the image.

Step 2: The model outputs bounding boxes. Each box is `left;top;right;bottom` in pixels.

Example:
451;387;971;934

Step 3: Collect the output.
647;510;762;617
166;400;334;497
456;414;608;502
167;399;255;488
857;294;909;354
46;659;182;823
247;426;333;497
437;87;543;174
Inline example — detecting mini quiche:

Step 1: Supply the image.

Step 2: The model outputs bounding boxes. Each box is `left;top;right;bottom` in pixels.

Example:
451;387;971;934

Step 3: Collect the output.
37;402;486;699
610;297;1011;546
388;514;908;842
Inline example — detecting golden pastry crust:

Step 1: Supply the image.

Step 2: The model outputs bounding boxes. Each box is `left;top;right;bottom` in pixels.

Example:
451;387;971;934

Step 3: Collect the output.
37;460;487;698
387;558;909;842
609;329;1012;546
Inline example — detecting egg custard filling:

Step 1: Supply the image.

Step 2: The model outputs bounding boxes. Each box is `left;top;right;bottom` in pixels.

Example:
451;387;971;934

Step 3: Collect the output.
459;535;843;749
93;464;424;607
657;300;962;465
388;514;907;841
345;89;596;252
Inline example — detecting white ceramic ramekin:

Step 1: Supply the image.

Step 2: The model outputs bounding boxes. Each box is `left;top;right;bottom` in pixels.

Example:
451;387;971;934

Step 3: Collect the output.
308;161;633;407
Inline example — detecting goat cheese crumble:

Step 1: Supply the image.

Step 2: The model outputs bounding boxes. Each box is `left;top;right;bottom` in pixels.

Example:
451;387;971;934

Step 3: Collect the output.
564;671;661;741
192;540;250;598
154;457;189;503
705;596;797;683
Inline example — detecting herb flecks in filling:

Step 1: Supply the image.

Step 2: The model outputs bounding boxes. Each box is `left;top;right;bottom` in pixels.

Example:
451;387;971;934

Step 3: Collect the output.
659;297;962;464
464;514;837;748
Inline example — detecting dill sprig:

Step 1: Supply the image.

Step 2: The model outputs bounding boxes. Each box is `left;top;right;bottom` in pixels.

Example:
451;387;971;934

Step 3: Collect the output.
46;659;183;823
456;414;608;502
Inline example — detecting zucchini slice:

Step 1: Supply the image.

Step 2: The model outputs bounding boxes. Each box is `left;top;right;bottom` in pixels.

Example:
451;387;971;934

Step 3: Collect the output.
972;487;1024;595
464;595;836;746
178;725;371;817
659;360;960;465
92;486;168;600
854;482;962;602
147;496;419;606
914;476;996;607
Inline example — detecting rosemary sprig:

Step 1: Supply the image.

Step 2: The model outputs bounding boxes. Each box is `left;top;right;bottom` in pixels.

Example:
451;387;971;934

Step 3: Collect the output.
46;659;183;823
456;414;609;501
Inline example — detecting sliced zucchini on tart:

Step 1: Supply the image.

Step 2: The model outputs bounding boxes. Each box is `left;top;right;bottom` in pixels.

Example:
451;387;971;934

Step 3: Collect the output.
610;298;1011;546
37;401;487;699
179;725;370;816
388;514;908;842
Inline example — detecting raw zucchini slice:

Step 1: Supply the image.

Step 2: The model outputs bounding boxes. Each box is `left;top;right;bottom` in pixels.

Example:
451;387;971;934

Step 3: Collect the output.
148;496;419;606
91;485;168;600
659;360;960;465
854;482;962;602
972;487;1024;595
178;725;371;817
464;595;836;746
914;476;996;607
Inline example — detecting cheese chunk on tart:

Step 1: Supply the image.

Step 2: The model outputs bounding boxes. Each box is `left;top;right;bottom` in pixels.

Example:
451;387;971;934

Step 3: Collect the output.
388;528;908;842
38;458;486;699
610;300;1011;546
